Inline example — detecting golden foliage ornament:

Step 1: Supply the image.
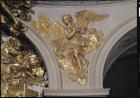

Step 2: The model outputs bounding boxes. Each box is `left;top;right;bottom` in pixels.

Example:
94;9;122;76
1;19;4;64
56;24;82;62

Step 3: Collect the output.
1;37;47;97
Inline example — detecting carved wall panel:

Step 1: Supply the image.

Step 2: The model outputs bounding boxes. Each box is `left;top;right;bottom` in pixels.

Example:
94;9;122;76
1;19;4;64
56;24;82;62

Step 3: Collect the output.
1;0;136;97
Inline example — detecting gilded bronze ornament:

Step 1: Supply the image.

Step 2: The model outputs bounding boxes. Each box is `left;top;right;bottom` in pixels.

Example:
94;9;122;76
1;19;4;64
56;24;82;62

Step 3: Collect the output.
29;10;108;85
1;37;47;97
1;1;48;97
0;0;34;36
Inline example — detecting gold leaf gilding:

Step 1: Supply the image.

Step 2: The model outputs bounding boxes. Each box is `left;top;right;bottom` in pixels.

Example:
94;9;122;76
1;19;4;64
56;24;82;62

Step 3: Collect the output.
29;10;108;85
1;37;46;97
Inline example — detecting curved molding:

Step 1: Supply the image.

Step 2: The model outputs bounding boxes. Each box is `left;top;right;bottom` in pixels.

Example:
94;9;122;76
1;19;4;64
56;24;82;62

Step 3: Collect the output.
103;29;137;78
90;16;136;89
24;27;62;90
104;42;137;78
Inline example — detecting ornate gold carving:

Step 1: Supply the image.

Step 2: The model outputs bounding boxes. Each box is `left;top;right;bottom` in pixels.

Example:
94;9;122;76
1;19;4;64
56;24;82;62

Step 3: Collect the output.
1;37;46;97
0;0;33;36
1;0;48;97
29;10;108;85
29;16;52;37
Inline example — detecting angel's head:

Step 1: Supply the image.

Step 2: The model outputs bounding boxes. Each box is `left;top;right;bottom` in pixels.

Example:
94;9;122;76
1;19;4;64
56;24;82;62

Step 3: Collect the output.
62;15;73;25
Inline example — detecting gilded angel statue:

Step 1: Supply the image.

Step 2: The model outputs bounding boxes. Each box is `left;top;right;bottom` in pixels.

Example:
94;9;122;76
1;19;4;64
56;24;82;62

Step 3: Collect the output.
29;10;108;85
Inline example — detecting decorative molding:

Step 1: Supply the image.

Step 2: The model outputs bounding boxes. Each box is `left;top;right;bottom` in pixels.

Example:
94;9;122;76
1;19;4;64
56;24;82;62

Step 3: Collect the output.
91;17;136;89
24;28;62;90
43;89;110;96
34;0;135;6
103;27;137;78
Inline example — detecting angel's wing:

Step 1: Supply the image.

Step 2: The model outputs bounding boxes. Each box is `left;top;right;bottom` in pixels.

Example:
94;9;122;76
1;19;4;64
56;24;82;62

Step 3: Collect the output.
29;16;51;37
50;21;67;41
76;10;108;22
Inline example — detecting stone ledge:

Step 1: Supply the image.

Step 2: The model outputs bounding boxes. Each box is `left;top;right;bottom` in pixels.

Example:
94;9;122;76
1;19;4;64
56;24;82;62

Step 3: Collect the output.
43;89;110;96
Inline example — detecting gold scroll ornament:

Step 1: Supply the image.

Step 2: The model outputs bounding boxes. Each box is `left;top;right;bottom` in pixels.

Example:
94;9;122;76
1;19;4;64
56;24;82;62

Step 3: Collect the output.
29;10;108;85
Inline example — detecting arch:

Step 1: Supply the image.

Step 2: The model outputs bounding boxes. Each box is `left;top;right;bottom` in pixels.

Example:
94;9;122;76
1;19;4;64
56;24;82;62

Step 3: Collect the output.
103;27;137;78
103;45;137;97
89;15;136;90
22;25;62;90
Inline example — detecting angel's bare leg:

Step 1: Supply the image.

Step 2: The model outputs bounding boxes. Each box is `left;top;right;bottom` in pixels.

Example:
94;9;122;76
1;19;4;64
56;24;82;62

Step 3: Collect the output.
73;48;82;70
